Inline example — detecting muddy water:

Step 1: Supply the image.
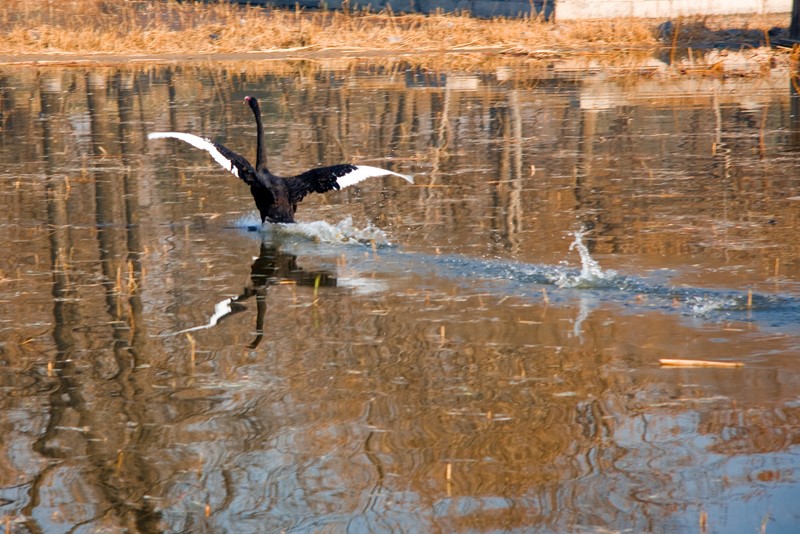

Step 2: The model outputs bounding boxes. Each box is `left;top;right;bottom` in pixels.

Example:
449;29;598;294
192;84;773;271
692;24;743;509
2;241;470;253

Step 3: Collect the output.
1;62;799;533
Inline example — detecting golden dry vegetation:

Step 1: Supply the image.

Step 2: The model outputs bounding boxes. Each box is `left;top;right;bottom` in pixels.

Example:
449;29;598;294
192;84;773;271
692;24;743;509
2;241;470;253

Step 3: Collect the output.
0;0;792;66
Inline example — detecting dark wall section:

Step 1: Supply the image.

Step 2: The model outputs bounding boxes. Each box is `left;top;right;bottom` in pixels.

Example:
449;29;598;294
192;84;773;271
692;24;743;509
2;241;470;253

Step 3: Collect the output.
234;0;554;19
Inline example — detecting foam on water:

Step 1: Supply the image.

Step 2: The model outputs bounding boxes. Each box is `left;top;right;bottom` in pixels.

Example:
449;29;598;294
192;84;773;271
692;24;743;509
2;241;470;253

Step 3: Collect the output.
685;294;742;317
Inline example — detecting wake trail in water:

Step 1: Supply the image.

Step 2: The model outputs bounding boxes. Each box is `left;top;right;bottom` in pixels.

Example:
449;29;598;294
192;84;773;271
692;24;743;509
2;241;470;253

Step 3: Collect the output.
222;218;799;329
364;229;800;329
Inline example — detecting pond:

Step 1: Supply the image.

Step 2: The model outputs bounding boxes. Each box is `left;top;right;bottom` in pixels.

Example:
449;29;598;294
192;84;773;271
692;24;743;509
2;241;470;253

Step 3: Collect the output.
1;59;800;533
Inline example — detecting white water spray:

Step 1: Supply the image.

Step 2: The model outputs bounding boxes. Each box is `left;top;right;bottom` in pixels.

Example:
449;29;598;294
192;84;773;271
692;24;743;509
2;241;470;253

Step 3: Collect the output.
279;216;392;246
556;228;615;288
570;228;606;280
230;213;392;246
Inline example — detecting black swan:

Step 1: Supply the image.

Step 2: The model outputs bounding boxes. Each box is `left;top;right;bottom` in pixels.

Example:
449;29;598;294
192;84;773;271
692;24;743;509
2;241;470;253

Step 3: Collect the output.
148;96;413;224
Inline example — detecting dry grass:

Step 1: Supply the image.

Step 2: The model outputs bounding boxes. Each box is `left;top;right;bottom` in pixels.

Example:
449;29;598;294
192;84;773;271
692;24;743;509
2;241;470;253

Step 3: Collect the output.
0;0;790;69
0;0;662;55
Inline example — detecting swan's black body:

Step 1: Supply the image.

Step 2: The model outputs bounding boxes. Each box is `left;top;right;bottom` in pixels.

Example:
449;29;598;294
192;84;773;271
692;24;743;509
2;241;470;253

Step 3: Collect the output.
149;96;412;224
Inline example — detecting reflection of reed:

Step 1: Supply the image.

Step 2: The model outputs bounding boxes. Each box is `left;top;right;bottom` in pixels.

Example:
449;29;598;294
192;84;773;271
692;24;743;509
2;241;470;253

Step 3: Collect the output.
115;71;147;346
25;74;88;533
90;71;164;530
38;81;76;404
22;70;164;532
792;67;800;146
488;91;524;251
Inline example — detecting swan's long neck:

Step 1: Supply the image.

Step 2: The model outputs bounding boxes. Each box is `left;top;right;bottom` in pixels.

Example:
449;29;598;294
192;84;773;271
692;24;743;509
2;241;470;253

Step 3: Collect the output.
251;100;268;171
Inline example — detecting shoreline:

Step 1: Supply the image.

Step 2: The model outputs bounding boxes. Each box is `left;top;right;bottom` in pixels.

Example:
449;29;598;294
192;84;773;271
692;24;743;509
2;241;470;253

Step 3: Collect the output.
0;47;510;67
0;45;793;79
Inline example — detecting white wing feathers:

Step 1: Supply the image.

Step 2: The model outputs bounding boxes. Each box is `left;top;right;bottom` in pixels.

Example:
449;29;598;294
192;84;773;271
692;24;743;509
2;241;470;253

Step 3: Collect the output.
336;165;414;189
148;132;414;188
148;132;240;178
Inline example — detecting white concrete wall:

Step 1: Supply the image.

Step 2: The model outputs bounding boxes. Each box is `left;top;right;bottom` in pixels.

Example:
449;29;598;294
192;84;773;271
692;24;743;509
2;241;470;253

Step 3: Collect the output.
557;0;792;20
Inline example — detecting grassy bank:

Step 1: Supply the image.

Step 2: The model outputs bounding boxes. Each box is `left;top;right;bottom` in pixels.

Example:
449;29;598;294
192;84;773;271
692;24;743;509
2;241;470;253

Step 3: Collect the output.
0;0;651;54
0;0;793;73
0;1;789;54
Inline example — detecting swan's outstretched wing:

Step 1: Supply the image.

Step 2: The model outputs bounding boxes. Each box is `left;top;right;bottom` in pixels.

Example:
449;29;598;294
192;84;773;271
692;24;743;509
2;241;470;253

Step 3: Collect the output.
287;164;413;203
148;132;258;186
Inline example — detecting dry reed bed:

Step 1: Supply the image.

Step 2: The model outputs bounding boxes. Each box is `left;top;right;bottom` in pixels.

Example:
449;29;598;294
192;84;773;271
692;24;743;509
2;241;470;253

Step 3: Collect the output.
0;1;652;55
0;0;787;55
0;0;794;77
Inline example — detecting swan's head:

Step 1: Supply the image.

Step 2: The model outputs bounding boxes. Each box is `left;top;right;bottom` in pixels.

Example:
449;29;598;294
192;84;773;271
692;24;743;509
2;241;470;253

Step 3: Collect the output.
244;95;260;113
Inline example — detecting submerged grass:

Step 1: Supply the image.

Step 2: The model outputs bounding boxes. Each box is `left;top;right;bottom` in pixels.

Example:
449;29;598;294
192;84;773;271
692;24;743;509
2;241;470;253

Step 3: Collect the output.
0;0;789;61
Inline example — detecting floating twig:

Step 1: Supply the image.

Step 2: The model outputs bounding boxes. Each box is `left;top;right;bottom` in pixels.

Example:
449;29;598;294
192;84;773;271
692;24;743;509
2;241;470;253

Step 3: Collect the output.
659;358;744;368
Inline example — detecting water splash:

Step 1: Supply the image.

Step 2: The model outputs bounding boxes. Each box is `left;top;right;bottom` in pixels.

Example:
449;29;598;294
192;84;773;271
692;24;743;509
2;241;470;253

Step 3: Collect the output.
278;217;392;246
230;212;262;230
229;213;392;246
555;228;617;288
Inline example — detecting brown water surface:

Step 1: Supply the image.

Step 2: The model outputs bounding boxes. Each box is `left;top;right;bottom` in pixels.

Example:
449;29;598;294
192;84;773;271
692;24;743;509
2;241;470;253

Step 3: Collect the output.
1;61;799;533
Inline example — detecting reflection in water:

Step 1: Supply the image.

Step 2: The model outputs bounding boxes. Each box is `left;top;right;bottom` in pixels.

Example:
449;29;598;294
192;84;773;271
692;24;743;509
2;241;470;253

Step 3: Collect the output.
791;67;800;147
24;70;163;532
0;62;799;533
177;242;336;349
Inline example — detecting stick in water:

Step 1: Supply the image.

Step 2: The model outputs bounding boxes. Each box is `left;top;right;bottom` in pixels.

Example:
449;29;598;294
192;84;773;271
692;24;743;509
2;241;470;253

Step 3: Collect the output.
659;359;744;368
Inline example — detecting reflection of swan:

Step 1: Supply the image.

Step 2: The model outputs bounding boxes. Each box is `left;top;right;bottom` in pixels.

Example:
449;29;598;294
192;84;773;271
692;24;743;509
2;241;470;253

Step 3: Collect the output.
177;242;336;348
148;96;413;224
